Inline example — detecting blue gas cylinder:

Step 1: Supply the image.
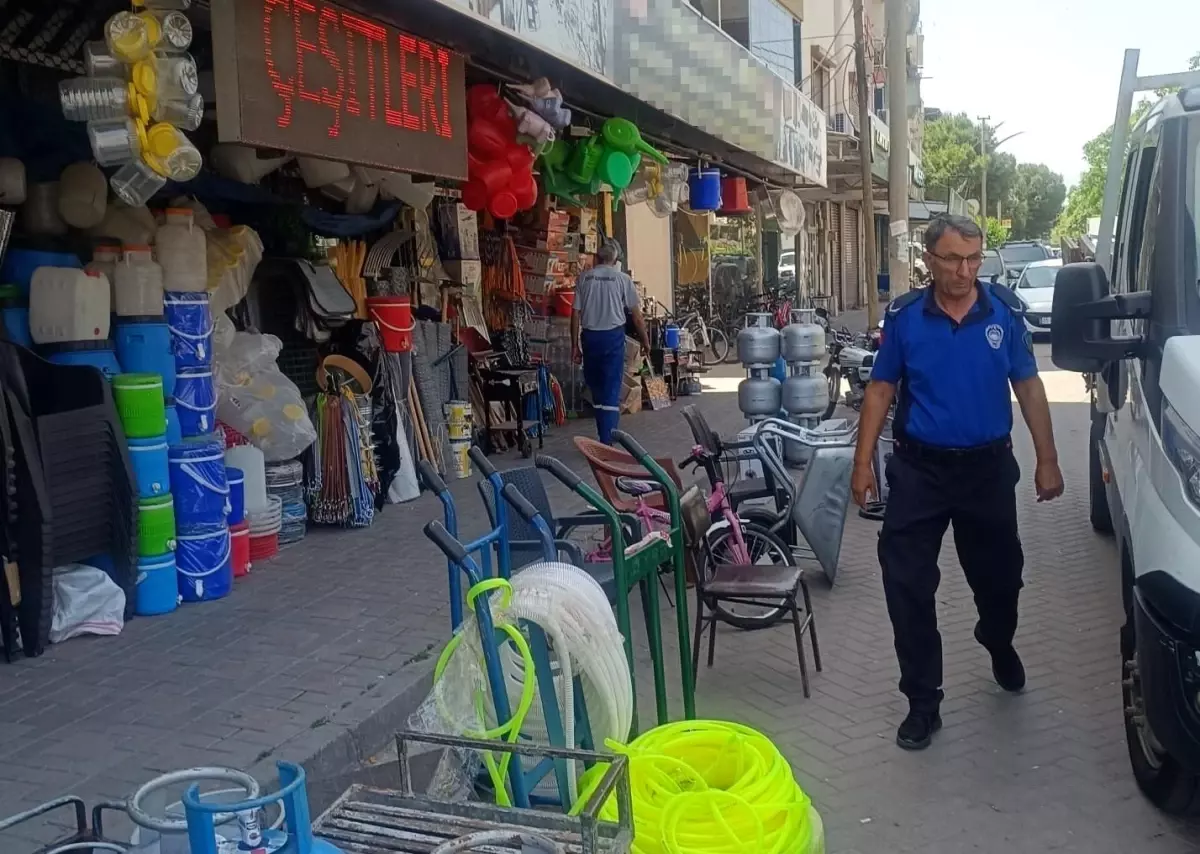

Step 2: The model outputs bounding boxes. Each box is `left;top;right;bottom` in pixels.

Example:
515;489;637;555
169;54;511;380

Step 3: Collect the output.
182;761;343;854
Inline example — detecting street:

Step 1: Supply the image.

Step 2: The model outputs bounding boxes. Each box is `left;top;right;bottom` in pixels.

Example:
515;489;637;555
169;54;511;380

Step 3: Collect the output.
2;343;1198;853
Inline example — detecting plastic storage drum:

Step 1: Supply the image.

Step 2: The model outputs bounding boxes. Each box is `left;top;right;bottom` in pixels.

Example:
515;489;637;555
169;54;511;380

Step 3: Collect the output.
164;399;182;444
174;367;216;436
164;291;212;368
113;373;166;438
115;320;175;396
137;494;175;557
169;438;229;525
175;522;232;603
128;435;169;498
43;341;122;381
136;553;178;616
226;466;245;525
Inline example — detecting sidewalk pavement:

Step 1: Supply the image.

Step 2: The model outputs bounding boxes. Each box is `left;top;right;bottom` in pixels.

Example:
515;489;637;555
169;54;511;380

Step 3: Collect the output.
2;354;1198;852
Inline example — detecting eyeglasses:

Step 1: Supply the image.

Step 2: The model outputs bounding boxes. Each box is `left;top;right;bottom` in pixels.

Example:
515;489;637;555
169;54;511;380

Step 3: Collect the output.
929;251;985;268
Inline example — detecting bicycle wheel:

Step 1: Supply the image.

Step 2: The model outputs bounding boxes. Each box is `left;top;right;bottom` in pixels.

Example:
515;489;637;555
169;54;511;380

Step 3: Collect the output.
707;324;731;363
703;522;794;630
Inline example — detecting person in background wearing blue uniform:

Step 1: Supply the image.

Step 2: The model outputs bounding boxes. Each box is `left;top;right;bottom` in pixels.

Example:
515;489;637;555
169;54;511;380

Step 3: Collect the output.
571;241;651;444
851;214;1064;751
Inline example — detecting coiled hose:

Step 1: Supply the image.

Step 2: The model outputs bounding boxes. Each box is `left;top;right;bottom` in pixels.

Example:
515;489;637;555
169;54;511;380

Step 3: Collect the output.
434;563;633;804
573;720;824;854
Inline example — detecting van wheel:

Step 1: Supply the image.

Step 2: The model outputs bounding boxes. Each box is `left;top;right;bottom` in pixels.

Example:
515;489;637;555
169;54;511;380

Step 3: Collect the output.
1089;406;1114;535
1124;636;1200;814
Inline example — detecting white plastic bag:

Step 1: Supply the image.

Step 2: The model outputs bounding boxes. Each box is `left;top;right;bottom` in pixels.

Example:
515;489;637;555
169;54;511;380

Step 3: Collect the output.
49;565;126;644
213;319;317;461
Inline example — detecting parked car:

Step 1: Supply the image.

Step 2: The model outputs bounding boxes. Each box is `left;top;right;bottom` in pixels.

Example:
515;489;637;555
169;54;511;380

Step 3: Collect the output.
1013;257;1062;334
778;250;795;280
979;249;1008;283
999;240;1054;283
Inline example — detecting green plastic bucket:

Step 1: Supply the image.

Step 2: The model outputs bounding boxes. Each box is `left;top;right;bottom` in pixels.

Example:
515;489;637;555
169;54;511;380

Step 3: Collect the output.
138;494;176;557
114;373;166;438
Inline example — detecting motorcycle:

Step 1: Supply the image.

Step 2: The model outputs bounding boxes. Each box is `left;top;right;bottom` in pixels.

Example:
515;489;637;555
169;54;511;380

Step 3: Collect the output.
822;318;883;419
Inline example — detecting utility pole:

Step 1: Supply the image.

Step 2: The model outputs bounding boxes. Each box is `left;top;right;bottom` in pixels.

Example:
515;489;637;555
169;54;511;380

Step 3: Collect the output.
978;116;989;247
852;0;879;329
885;0;910;296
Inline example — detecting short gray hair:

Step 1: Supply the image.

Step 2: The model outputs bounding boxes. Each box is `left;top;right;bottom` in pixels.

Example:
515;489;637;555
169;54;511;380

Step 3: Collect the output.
597;241;621;265
924;214;983;253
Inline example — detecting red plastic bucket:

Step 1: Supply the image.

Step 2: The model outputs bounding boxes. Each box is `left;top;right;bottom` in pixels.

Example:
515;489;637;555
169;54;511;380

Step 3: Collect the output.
231;520;250;578
366;296;414;353
248;531;279;562
551;290;575;317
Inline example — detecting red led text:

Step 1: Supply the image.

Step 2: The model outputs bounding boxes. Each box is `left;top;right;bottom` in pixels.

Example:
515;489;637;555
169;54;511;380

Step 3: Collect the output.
260;0;454;141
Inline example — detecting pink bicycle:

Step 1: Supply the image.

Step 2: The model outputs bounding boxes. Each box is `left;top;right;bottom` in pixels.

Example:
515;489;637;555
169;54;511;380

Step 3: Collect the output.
563;443;797;630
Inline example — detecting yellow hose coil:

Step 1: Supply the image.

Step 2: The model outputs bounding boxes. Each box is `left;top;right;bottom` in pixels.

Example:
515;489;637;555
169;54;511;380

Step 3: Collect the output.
572;720;824;854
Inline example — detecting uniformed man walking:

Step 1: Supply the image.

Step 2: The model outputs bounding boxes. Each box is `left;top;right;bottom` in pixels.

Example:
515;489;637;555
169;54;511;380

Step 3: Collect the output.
851;214;1064;751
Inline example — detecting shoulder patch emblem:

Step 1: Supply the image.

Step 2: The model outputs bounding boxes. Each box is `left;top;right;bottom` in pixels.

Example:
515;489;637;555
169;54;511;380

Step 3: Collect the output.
986;323;1005;350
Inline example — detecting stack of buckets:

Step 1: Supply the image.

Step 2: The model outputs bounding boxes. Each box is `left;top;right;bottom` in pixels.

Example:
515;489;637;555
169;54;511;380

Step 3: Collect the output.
226;443;272;567
114;373;178;616
266;460;306;545
444;401;473;479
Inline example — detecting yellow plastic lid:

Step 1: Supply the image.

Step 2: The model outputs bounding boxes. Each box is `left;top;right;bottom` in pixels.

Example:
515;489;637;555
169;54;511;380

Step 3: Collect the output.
145;122;182;159
130;62;156;98
136;12;162;48
127;83;152;122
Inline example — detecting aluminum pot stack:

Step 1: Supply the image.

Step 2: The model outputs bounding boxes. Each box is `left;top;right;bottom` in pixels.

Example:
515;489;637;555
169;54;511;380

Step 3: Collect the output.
780;308;828;465
736;312;781;422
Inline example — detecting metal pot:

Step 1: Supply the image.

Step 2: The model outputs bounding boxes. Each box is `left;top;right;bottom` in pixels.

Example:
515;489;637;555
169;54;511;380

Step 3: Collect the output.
781;309;826;363
738;375;781;416
782;371;829;417
737;314;780;365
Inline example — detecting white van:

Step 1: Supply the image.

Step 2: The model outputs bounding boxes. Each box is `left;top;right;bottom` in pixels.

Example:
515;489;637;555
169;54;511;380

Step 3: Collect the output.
1052;78;1200;812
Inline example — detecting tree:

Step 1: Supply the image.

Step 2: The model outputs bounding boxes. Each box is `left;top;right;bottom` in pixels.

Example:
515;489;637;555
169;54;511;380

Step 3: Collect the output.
923;113;1061;239
983;216;1009;248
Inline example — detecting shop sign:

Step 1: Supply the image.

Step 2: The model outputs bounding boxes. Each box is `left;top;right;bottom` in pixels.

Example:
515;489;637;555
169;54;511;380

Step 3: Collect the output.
775;85;827;187
210;0;469;179
434;0;614;79
871;114;889;155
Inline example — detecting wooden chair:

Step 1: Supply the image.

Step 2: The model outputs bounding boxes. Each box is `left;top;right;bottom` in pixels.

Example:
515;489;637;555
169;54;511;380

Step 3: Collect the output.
678;485;822;697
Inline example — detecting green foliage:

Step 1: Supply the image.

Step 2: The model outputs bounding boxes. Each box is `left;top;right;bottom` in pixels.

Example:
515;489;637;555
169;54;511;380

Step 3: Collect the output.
923;113;1062;241
983;216;1010;248
1053;100;1155;239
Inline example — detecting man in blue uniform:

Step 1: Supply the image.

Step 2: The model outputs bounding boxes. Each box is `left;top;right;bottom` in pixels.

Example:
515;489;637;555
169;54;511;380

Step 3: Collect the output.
851;214;1064;750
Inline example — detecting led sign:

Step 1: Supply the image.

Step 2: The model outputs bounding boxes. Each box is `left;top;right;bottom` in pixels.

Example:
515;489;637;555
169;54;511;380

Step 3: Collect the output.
211;0;468;179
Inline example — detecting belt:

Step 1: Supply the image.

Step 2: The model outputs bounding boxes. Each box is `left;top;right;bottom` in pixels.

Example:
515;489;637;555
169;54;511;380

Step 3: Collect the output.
893;434;1012;462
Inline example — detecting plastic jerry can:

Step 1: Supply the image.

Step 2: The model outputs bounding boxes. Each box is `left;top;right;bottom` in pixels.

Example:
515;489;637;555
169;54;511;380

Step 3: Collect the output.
29;267;110;344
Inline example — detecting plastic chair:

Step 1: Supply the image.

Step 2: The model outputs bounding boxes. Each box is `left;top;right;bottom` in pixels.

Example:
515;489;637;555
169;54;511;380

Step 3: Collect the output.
678;485;821;697
571;435;685;516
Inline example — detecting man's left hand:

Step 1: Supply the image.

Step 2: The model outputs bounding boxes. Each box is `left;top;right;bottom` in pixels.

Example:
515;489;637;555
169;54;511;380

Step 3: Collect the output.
1034;460;1064;502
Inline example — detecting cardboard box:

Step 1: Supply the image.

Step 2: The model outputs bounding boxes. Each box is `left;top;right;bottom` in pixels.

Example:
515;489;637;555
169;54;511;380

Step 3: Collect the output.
443;259;482;289
455;203;480;259
621;378;643;414
520;230;581;252
529;207;570;233
517;247;570;277
582;232;599;253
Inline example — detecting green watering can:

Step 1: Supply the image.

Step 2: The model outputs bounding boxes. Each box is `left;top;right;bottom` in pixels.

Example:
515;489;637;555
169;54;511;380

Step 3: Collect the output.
602;119;669;165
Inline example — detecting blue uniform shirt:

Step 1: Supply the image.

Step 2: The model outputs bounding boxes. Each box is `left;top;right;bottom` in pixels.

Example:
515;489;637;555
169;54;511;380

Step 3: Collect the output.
870;282;1038;448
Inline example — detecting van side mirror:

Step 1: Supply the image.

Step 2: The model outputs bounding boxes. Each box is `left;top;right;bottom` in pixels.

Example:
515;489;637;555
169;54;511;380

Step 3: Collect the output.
1050;262;1149;373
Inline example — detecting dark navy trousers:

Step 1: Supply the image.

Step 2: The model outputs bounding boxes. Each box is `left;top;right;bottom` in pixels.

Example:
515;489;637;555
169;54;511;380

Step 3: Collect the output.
878;439;1025;713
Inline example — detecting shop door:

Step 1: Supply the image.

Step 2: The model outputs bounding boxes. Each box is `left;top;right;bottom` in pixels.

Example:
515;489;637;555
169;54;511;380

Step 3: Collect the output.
829;206;843;314
843;205;860;310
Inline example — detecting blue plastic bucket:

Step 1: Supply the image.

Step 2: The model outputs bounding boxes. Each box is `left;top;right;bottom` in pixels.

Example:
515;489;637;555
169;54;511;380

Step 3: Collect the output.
128;435;170;498
1;249;82;295
164;291;213;369
115;320;176;397
174;367;216;437
175;522;232;603
164;400;182;445
44;341;122;381
226;466;246;525
169;438;230;525
136;553;179;616
664;324;681;349
688;168;722;212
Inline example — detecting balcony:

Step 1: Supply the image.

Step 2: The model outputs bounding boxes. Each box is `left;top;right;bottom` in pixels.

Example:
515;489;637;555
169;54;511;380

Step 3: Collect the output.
612;0;826;186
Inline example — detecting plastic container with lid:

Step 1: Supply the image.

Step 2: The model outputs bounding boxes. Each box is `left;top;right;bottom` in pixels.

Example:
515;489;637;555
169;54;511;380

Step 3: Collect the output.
83;41;122;77
157;208;208;292
87;117;142;167
143;123;203;182
131;53;199;106
29;268;111;344
59;77;131;122
105;10;162;64
152;11;193;52
110;158;167;208
153;92;204;132
114;245;165;316
87;244;121;286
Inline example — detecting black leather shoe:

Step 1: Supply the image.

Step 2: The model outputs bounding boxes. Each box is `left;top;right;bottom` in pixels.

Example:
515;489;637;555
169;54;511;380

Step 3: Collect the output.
975;623;1026;692
896;709;942;750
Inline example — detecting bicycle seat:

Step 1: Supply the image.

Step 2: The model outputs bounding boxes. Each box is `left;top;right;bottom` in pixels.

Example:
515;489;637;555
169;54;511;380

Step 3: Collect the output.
616;476;660;497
